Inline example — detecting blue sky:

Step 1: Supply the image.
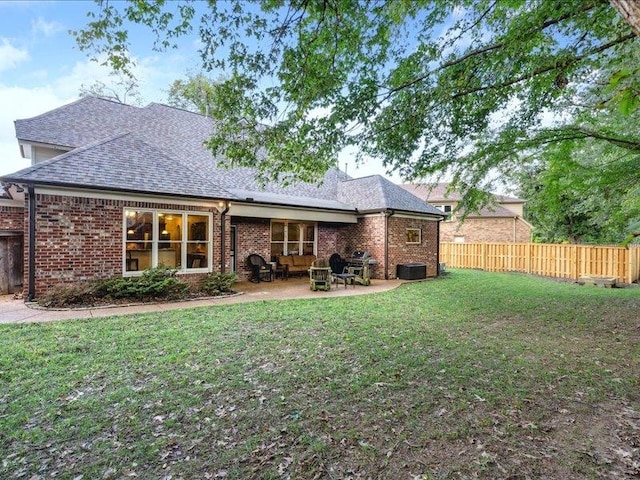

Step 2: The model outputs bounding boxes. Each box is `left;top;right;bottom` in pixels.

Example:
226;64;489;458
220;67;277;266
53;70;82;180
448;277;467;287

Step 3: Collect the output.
0;0;398;180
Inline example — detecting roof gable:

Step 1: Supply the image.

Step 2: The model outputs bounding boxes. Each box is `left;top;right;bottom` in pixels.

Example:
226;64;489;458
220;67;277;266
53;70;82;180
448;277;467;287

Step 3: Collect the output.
339;175;443;216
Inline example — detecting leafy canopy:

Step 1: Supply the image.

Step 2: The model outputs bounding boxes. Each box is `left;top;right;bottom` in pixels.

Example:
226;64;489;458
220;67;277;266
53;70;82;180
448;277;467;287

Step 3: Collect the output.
73;1;639;210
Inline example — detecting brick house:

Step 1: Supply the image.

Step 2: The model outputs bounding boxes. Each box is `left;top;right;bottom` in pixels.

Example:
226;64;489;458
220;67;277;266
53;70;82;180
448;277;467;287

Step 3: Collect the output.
400;183;533;243
0;97;443;300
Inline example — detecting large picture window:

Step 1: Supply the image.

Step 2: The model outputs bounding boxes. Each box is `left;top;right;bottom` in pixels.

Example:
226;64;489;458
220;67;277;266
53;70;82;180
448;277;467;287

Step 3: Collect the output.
124;209;211;273
270;221;316;259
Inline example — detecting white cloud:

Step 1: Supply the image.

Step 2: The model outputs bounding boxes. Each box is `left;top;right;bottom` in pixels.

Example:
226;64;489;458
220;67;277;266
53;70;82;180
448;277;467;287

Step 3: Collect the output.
31;17;64;37
0;38;29;73
0;85;71;176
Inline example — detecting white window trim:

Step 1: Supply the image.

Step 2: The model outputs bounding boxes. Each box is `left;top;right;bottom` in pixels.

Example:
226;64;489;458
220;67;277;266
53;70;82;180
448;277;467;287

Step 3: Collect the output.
270;220;317;256
123;208;213;275
406;227;422;245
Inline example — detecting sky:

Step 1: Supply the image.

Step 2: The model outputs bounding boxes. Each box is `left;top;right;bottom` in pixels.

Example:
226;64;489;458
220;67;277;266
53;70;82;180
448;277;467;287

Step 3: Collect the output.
0;0;401;181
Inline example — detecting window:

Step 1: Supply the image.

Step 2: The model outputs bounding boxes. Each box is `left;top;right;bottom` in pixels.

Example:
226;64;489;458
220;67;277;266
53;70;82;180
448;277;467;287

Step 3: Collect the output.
454;235;465;243
406;228;421;244
271;220;316;258
124;209;211;273
435;204;452;214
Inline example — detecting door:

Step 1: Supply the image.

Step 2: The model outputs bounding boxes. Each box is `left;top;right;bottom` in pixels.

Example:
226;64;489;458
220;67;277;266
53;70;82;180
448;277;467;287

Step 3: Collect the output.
0;234;23;294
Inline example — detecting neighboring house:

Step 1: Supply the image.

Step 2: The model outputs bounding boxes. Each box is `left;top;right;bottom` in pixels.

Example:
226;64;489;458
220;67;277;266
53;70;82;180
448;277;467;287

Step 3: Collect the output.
0;97;444;299
400;183;532;243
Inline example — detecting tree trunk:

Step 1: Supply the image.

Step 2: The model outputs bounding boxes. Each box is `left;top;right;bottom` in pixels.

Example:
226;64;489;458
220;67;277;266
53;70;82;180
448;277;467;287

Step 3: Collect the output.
610;0;640;36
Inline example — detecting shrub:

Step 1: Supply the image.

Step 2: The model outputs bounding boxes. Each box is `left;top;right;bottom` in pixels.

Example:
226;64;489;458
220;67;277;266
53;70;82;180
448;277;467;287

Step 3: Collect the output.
200;272;238;295
104;265;189;300
39;266;191;307
37;282;100;308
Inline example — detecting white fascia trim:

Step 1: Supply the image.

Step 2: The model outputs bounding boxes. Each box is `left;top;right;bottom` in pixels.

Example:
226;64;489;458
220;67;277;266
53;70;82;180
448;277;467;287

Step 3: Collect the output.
0;197;23;207
393;212;442;221
19;140;72;151
359;211;441;221
33;185;224;210
229;202;357;223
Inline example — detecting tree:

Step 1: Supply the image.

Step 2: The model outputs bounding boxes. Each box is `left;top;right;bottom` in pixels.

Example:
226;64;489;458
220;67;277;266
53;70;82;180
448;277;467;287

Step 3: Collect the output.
73;1;640;205
517;139;640;244
79;70;144;105
166;73;221;116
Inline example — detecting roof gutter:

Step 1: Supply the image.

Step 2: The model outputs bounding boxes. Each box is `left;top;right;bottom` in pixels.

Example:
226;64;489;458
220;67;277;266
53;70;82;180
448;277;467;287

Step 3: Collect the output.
27;184;36;301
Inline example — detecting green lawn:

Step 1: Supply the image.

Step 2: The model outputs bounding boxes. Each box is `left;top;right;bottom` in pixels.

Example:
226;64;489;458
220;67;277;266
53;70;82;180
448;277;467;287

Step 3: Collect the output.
1;270;639;479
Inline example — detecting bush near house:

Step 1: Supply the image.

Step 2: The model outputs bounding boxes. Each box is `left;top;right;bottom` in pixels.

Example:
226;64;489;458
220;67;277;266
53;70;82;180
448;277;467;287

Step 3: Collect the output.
36;267;237;308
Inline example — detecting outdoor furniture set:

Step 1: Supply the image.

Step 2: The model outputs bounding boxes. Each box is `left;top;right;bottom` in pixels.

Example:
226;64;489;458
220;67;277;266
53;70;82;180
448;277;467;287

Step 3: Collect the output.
246;252;373;289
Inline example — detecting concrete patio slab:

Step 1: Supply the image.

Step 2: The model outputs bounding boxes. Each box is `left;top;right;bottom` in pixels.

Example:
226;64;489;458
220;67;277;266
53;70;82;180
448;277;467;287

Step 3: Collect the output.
0;277;406;324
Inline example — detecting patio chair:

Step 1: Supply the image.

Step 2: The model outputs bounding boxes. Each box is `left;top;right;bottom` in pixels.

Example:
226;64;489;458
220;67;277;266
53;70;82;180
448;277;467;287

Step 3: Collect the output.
246;254;273;283
329;253;347;274
309;258;331;291
329;252;355;288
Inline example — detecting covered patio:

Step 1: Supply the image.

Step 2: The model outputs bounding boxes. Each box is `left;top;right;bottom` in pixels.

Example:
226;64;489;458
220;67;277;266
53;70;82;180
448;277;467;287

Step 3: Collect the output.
235;275;404;300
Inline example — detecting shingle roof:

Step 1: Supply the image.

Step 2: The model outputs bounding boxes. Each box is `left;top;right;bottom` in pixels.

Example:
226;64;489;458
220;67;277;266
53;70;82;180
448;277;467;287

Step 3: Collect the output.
399;182;523;218
8;132;234;199
6;97;439;216
14;96;142;148
401;182;524;203
338;175;444;215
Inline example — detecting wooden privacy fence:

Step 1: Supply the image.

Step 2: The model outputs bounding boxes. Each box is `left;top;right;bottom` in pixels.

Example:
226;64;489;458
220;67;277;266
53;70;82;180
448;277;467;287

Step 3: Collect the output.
440;242;640;284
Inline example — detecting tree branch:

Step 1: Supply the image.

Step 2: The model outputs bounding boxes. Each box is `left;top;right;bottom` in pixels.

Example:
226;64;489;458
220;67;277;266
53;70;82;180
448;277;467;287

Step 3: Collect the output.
384;1;601;96
451;32;636;99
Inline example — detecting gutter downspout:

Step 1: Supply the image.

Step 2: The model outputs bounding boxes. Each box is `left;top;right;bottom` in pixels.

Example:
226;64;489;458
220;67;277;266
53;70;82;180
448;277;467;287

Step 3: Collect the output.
220;201;230;273
384;210;395;280
27;184;36;301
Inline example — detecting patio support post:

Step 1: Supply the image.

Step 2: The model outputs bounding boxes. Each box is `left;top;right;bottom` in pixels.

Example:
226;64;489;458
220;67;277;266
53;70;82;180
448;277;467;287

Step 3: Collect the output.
27;183;36;301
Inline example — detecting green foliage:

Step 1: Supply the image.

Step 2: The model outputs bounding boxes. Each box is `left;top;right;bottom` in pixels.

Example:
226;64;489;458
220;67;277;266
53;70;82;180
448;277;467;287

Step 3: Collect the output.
200;272;237;295
516;108;640;244
38;266;190;307
166;73;224;115
101;265;189;300
73;1;640;210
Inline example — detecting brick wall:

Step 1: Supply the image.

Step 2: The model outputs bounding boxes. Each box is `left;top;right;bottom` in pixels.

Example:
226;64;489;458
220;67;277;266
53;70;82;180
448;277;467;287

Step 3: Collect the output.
233;217;271;281
341;215;386;279
317;224;341;260
387;216;439;278
0;205;25;231
29;194;222;297
441;217;532;243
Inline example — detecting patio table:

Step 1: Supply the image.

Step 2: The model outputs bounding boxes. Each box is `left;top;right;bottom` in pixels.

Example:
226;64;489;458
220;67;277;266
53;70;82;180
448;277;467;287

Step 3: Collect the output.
333;272;356;289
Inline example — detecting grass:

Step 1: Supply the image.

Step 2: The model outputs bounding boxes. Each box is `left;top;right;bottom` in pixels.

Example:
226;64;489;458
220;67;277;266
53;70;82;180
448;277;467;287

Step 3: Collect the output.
1;269;639;479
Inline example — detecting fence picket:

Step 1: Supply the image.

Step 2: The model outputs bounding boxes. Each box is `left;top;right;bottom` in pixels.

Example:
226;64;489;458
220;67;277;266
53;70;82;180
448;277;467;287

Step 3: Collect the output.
439;242;640;284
